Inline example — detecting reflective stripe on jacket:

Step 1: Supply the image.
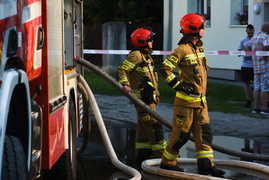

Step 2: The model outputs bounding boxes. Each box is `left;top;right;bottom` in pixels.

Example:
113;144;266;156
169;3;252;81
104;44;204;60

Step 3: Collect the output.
161;40;209;107
116;49;160;97
132;89;157;99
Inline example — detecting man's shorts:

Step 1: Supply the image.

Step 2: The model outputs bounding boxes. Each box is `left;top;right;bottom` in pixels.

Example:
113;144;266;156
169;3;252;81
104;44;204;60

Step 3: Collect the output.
241;67;254;82
254;72;269;92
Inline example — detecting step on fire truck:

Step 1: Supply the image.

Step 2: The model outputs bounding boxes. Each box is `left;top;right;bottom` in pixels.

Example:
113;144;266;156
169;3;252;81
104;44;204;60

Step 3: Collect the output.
0;0;86;179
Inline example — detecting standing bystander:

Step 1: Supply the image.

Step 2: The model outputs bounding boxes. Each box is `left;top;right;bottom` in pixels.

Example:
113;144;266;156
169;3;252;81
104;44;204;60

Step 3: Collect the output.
238;24;255;107
244;22;269;114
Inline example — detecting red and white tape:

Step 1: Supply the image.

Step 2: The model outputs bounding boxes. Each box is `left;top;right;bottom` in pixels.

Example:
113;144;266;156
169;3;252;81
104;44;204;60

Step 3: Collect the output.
83;49;269;56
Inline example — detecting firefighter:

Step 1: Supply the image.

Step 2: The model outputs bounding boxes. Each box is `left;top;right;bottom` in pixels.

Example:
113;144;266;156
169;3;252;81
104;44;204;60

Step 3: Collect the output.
116;27;166;167
159;13;226;177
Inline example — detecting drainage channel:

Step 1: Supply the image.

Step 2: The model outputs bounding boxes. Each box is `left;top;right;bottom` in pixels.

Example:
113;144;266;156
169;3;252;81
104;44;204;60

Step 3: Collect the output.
76;117;269;180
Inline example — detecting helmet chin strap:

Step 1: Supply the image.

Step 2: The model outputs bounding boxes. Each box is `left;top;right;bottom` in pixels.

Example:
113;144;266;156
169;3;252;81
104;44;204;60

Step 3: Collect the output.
192;33;202;38
140;44;149;49
178;32;202;45
178;34;192;45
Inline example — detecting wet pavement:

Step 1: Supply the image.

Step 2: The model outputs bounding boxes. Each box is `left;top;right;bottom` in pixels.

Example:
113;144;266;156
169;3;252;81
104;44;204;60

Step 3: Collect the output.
76;116;269;180
93;93;269;150
73;86;269;179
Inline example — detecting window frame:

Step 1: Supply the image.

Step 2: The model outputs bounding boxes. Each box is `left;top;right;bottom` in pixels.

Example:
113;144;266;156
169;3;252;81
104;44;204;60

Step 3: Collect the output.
231;0;249;25
196;0;211;25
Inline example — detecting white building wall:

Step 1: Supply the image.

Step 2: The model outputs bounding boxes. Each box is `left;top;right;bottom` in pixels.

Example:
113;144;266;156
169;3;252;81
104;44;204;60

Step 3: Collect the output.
170;0;188;49
163;0;188;51
163;0;268;80
204;0;253;71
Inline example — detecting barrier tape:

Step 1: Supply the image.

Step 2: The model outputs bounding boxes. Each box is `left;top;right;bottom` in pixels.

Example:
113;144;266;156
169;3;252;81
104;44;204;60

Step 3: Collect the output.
84;49;269;56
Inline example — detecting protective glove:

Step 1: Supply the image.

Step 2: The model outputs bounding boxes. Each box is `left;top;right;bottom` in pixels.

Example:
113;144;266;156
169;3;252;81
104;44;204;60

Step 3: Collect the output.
176;81;194;94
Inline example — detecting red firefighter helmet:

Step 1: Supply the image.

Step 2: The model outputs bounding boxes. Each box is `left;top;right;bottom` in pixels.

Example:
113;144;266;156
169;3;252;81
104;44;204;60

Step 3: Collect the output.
180;13;204;34
131;27;155;47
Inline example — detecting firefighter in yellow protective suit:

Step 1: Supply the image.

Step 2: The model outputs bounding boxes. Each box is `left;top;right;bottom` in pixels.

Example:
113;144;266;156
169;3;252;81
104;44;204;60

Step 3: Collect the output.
159;13;226;177
116;27;166;166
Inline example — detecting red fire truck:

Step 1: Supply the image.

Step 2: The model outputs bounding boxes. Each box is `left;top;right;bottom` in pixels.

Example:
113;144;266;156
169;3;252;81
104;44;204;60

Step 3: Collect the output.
0;0;85;179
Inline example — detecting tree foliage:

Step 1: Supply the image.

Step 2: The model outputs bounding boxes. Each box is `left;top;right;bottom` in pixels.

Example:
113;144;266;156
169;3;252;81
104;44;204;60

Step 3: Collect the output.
83;0;163;25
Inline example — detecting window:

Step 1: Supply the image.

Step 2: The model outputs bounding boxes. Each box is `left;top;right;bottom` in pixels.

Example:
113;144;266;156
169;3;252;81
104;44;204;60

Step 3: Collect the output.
196;0;211;16
265;3;269;22
188;0;211;25
231;0;248;25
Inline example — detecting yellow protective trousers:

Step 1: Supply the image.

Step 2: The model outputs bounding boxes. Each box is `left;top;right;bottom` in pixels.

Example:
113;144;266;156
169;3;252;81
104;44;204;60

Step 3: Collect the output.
161;101;214;167
134;103;166;162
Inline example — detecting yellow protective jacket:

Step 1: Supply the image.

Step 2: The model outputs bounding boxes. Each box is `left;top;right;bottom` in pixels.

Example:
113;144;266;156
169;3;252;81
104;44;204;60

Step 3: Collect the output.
116;48;160;100
160;40;209;107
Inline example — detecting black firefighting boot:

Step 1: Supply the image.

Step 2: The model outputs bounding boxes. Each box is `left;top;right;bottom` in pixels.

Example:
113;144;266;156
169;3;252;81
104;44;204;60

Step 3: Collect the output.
198;158;226;177
135;149;151;171
160;163;184;172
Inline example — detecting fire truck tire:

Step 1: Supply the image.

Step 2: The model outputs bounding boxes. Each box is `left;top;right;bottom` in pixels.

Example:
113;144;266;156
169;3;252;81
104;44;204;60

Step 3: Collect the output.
43;97;77;180
77;82;90;154
66;96;77;180
59;96;77;180
2;135;28;180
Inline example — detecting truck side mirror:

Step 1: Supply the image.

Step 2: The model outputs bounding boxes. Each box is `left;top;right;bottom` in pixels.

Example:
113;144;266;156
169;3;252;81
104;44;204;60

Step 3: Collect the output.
6;29;18;57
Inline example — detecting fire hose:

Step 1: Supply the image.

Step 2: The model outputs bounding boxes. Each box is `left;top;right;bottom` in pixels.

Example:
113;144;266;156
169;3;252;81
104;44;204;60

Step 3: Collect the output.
77;74;141;180
76;56;269;162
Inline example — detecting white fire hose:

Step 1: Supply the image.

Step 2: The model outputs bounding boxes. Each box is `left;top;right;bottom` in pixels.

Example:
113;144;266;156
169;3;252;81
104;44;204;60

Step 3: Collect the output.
142;158;269;180
77;75;141;180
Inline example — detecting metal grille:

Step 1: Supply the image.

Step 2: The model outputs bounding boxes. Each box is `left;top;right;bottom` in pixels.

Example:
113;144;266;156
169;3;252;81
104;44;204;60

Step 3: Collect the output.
48;0;64;101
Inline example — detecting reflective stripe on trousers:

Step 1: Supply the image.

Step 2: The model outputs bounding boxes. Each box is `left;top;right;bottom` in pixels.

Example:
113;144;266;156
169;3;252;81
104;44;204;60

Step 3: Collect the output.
163;149;178;160
196;150;214;159
135;141;167;151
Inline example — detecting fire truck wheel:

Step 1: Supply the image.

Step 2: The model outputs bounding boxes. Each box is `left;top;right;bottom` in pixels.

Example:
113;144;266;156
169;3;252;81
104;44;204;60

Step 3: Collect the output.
67;97;77;179
77;82;90;154
59;96;77;180
2;135;28;180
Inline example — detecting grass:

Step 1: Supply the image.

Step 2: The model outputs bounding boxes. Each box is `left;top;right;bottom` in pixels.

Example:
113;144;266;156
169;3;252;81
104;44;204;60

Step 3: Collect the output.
84;70;265;118
84;71;122;96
